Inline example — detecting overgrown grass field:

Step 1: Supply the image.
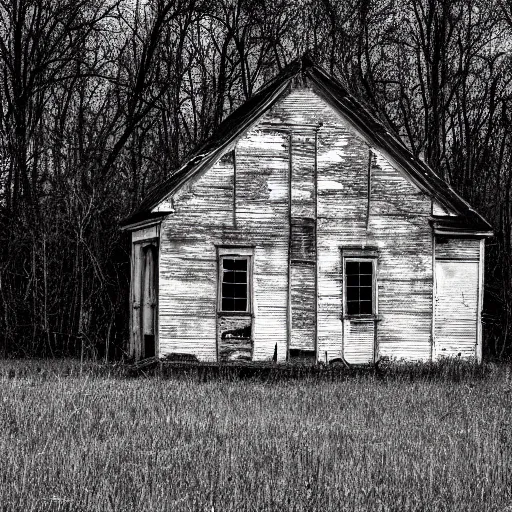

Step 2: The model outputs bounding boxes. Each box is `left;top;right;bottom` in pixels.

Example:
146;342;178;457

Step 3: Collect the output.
0;360;511;511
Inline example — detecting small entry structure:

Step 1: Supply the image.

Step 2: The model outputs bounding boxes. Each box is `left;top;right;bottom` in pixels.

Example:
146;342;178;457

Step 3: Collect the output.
122;56;492;364
130;235;158;360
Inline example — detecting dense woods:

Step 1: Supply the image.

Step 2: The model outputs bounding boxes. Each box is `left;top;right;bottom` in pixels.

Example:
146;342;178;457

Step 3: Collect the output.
0;0;511;359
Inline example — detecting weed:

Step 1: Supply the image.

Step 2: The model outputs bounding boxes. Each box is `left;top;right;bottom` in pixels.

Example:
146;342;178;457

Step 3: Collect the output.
0;360;510;511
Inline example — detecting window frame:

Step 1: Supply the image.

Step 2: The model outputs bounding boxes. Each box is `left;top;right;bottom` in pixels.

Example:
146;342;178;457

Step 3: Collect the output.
217;247;254;315
341;248;378;320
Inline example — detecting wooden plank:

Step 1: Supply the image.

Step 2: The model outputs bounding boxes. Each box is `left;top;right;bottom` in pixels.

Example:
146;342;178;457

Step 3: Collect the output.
344;320;375;364
131;242;142;360
477;239;485;363
290;263;315;350
132;225;159;242
434;260;479;359
435;238;480;260
217;315;253;362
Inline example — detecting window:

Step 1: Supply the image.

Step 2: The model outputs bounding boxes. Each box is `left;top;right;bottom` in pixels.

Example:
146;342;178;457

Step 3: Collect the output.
342;248;378;318
218;255;251;313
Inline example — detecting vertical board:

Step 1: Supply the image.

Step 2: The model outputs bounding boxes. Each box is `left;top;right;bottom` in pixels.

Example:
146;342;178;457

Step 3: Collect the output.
290;263;316;350
130;242;142;360
142;247;156;337
142;246;157;358
217;315;253;361
344;320;375;364
434;260;478;358
290;132;316;353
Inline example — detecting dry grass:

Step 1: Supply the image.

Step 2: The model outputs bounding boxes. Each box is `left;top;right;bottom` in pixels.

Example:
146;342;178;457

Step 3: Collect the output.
0;360;511;511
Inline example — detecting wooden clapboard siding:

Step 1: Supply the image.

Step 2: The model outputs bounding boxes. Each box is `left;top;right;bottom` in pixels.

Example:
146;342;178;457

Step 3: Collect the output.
365;154;433;360
310;84;433;362
235;131;289;361
344;320;375;364
156;85;484;364
434;260;479;358
435;238;480;260
159;130;289;361
158;157;233;360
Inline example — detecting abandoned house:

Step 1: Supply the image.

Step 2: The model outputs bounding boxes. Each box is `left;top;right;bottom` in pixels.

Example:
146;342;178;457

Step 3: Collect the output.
121;56;493;364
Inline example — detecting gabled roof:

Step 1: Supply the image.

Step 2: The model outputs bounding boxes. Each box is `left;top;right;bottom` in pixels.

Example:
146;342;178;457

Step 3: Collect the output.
122;55;492;233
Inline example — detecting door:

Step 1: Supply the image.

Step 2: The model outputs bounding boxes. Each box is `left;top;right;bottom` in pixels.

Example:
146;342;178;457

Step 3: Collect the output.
434;260;479;359
131;241;158;360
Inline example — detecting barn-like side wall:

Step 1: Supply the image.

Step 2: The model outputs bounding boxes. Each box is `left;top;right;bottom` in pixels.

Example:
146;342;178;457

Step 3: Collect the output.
156;86;459;362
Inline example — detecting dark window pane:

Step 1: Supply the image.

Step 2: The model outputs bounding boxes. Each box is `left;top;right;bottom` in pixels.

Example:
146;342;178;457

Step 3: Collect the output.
359;301;372;315
235;271;247;284
222;298;235;311
234;299;247;311
346;274;359;287
234;284;247;299
345;258;375;316
346;286;359;302
222;283;235;298
360;287;372;301
223;259;236;270
221;257;250;311
346;261;359;275
359;261;373;274
360;274;372;286
223;270;235;283
346;301;359;315
232;259;247;271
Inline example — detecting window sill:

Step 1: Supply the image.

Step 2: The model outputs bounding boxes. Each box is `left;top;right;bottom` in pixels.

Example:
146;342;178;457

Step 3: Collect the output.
217;311;253;317
343;315;381;323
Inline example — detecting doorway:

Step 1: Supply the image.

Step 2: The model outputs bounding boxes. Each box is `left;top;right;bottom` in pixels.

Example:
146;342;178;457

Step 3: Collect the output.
131;241;158;360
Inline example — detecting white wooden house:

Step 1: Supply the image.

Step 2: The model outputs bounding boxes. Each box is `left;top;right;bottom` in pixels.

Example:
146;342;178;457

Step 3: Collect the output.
121;56;492;364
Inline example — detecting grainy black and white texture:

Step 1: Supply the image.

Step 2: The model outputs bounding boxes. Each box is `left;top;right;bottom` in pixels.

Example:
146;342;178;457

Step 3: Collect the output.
0;0;509;360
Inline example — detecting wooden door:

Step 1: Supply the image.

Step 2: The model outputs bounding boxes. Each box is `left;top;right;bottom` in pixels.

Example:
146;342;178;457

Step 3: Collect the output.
141;245;158;358
434;260;479;358
131;241;158;360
